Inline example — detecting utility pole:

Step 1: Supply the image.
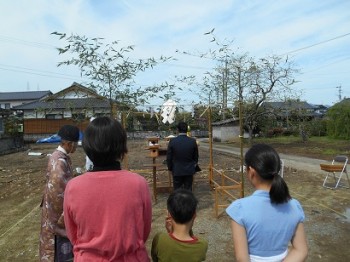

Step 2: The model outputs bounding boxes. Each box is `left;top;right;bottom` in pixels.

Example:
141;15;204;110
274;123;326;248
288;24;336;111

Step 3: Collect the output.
336;85;342;101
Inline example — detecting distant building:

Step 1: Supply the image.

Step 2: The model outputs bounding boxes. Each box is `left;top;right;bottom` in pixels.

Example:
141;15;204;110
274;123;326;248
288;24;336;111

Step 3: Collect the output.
262;100;328;127
0;90;52;135
12;82;112;141
0;90;52;109
211;118;247;142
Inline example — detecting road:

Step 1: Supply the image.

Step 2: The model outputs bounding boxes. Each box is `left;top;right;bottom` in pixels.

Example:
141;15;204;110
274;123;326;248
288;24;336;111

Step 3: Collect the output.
199;142;326;174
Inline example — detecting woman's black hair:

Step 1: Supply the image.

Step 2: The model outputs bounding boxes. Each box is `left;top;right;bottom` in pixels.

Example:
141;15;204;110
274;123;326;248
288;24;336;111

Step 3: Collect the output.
167;189;198;224
83;117;128;167
245;143;291;204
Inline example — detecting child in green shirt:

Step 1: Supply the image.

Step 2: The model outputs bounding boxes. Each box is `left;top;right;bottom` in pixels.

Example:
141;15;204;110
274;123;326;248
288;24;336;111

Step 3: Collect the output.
151;189;208;262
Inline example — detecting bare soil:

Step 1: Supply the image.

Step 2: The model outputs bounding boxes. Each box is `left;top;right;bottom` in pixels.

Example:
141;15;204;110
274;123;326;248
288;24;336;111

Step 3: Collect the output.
0;140;349;261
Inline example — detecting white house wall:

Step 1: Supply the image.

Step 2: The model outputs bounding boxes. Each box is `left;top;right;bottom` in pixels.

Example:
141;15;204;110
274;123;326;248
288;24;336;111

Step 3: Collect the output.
212;127;221;141
222;125;240;141
64;111;72;118
212;125;240;142
23;111;41;119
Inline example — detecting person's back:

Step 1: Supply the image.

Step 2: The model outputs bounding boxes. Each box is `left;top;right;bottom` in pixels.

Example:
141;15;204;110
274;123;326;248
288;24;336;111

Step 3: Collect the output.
152;231;207;262
226;190;304;257
226;144;308;262
167;122;199;191
64;117;152;262
151;189;208;262
168;134;198;176
64;169;151;261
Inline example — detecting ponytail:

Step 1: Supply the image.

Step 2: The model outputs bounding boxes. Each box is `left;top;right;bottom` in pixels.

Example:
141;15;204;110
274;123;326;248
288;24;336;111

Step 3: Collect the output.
245;144;291;204
270;174;291;204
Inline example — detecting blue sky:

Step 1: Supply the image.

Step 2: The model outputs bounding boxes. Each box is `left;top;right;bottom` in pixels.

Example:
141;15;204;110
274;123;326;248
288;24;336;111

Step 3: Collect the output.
0;0;349;107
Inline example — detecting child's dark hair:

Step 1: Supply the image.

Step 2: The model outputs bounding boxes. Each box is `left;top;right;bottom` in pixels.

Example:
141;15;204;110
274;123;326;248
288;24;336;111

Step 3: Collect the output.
245;144;291;204
167;189;198;224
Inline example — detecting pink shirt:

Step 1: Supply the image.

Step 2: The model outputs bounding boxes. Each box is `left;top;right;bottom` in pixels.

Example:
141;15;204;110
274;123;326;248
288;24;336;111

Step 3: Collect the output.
64;170;152;262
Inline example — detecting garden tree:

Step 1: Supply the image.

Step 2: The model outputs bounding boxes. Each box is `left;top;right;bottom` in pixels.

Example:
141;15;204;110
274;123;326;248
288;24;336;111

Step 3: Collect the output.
240;55;298;139
200;29;299;139
130;109;160;131
4;114;22;137
178;29;299;133
173;108;189;123
326;98;350;139
304;118;327;137
177;31;237;120
52;32;172;117
192;103;225;126
258;99;328;139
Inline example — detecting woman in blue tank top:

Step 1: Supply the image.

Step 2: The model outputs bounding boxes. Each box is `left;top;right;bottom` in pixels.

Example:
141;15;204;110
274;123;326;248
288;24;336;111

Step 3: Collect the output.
226;144;308;262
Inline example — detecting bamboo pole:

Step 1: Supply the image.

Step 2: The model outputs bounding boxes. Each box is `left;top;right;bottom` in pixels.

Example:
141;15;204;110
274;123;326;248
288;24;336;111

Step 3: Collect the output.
208;106;214;187
239;99;244;197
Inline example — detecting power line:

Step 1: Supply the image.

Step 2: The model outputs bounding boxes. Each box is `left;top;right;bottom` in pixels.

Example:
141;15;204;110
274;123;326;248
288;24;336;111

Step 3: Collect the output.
0;66;82;81
280;32;350;56
0;35;56;50
0;63;80;78
163;62;211;70
302;56;350;74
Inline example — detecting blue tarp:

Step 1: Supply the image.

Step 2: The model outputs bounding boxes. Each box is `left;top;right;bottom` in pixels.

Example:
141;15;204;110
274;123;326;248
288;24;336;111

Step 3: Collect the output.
36;131;83;143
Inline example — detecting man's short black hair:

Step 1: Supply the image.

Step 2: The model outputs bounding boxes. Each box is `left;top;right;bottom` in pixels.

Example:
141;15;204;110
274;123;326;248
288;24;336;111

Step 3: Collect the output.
177;122;188;133
167;189;198;224
83;117;128;166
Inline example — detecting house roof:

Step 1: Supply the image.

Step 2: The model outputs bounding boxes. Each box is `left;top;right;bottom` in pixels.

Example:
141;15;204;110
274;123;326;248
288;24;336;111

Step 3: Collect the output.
12;97;111;110
212;118;239;126
0;90;52;101
263;101;317;110
48;82;103;100
12;83;111;111
262;101;326;118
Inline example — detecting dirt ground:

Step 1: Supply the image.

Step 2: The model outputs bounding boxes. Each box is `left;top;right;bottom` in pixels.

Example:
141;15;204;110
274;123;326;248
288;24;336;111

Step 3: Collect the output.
0;140;349;261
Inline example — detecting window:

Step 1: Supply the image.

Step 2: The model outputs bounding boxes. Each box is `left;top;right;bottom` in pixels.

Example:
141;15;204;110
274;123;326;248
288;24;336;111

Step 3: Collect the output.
46;114;63;119
72;113;85;121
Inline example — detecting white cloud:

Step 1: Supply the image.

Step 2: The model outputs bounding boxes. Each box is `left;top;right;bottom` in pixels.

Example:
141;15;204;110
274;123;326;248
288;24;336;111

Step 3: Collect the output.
0;0;349;105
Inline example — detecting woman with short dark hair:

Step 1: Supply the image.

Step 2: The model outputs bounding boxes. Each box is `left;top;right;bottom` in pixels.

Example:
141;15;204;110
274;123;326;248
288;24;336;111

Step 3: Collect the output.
64;117;152;261
226;144;308;262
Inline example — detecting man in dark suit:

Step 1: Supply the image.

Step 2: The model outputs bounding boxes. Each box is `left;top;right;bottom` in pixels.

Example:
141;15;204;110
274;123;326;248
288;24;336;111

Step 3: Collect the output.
167;122;199;191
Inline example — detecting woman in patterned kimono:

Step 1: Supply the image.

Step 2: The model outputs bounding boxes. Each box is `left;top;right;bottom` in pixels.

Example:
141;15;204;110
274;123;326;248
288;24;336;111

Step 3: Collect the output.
39;125;80;262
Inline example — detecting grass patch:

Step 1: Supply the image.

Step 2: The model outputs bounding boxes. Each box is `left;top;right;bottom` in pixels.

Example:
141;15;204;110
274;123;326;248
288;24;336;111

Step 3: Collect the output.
240;136;350;159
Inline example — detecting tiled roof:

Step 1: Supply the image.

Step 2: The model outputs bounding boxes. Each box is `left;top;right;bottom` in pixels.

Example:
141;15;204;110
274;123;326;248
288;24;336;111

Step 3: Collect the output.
0;91;52;101
263;101;317;109
212;118;239;126
12;98;111;110
50;82;102;99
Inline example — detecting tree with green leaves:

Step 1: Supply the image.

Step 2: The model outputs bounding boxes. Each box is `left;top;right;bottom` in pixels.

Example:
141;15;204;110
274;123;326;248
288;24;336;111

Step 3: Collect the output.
326;98;350;139
52;32;172;116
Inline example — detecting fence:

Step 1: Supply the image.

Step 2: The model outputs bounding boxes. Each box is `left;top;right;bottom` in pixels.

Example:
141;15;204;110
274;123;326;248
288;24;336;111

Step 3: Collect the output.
0;136;24;155
210;168;242;217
